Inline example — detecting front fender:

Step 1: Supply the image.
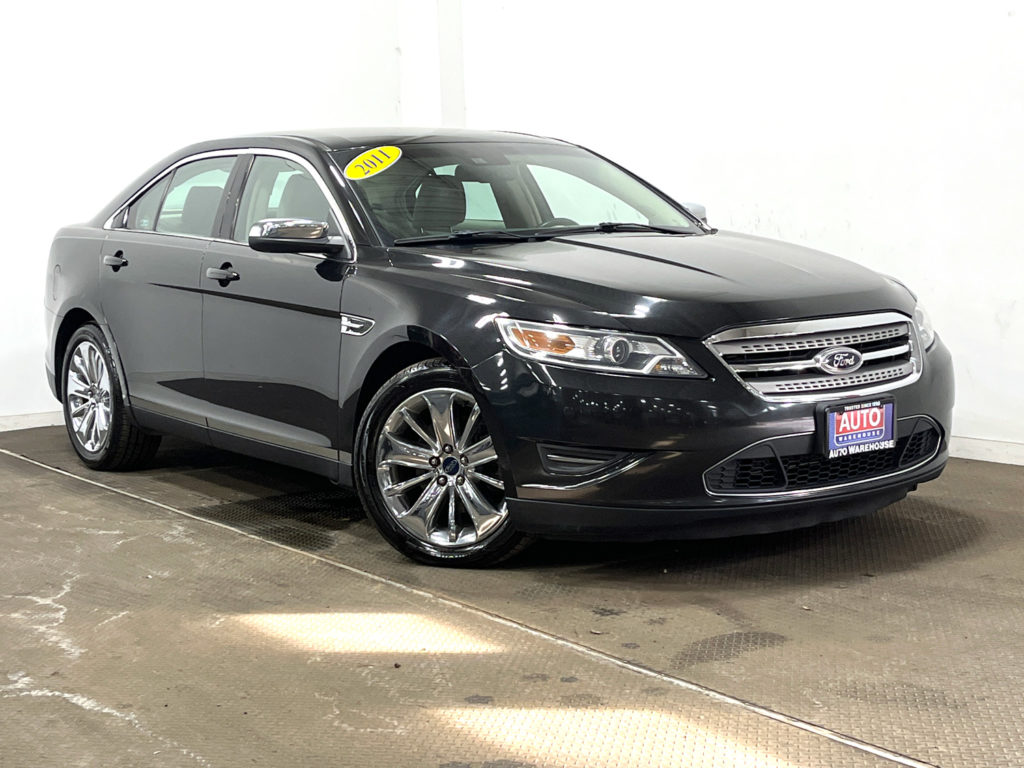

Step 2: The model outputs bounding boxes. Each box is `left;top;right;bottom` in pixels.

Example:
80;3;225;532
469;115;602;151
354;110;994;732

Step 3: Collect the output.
336;254;525;461
335;250;618;466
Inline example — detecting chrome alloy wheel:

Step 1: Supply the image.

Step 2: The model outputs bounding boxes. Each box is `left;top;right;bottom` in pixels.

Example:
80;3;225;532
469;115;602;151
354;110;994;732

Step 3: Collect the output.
375;387;508;548
65;340;113;453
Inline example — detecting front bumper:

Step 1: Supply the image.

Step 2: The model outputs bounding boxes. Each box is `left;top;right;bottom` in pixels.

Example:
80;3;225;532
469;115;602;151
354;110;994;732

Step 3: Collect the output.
507;454;945;540
472;336;954;539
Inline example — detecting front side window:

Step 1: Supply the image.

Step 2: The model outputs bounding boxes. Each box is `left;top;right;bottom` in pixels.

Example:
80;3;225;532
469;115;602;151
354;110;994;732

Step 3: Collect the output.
155;156;235;237
333;142;699;243
233;156;335;242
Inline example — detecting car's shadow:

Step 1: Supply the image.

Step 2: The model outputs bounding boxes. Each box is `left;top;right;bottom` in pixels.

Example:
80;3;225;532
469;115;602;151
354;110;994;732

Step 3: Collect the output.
15;430;984;585
511;497;984;588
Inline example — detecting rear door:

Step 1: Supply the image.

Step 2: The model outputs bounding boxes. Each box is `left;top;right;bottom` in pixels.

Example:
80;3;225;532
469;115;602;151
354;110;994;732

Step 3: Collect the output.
200;153;346;461
100;154;238;425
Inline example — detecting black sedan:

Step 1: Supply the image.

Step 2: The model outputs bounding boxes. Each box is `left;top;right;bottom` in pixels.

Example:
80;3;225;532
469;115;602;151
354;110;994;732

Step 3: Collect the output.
44;129;954;566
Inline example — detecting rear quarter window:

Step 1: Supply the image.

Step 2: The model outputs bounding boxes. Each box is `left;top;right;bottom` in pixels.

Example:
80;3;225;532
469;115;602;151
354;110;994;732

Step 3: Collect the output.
124;175;170;231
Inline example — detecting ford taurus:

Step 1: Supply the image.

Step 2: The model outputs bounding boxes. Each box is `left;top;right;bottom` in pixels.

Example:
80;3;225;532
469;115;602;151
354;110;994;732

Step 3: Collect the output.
44;129;954;566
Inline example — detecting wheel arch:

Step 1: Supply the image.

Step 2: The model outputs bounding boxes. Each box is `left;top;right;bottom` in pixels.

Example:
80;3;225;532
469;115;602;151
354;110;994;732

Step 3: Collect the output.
348;326;483;447
54;309;99;400
54;309;130;407
352;341;445;439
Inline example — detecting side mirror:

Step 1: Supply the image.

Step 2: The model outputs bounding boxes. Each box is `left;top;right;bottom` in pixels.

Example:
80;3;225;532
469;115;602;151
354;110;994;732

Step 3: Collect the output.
248;218;346;257
682;202;707;225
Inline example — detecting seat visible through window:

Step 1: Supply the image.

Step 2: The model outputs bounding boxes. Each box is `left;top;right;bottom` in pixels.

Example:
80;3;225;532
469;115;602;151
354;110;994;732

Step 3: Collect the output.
154;156;235;237
277;174;331;223
412;175;467;234
180;187;223;238
233;156;336;242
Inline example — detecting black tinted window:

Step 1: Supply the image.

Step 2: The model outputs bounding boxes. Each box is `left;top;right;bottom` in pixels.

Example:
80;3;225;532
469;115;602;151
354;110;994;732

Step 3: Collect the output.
155;157;235;237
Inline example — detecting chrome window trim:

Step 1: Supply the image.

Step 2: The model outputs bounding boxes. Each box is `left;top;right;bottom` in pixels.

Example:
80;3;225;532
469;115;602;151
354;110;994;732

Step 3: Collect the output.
701;414;942;498
102;147;357;260
704;311;923;403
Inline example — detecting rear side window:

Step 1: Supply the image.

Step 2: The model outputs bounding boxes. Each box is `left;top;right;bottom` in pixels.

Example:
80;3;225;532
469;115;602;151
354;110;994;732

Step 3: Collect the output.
155;157;235;237
233;156;335;242
125;175;170;231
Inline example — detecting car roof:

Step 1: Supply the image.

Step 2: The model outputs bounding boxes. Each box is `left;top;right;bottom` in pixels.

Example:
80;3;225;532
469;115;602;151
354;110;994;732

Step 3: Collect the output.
213;127;569;152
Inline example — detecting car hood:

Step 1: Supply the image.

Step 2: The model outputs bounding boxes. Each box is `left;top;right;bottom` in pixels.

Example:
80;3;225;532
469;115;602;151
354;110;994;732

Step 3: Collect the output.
400;231;915;338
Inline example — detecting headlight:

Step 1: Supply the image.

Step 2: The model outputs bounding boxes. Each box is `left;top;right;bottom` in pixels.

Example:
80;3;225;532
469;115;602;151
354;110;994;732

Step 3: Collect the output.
885;276;936;351
913;304;936;349
495;318;704;377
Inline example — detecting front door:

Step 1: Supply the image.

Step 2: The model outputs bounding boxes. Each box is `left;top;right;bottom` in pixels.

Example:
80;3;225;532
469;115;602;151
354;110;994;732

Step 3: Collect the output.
200;154;345;460
100;155;237;425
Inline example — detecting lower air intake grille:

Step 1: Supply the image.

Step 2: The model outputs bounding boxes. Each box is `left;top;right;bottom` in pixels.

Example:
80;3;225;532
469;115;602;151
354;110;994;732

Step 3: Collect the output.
780;445;903;489
705;421;941;494
708;456;786;492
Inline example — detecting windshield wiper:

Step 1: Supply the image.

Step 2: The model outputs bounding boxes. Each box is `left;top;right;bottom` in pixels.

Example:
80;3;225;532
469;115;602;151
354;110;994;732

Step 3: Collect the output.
543;222;698;236
392;222;700;246
392;230;535;246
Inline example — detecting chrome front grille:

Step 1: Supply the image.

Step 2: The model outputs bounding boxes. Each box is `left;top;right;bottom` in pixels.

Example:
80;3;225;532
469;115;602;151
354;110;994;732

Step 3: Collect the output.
706;312;921;401
725;323;906;354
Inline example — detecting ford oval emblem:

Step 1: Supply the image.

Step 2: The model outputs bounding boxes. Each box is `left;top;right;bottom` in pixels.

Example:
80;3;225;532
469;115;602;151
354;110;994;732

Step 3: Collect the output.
814;346;864;375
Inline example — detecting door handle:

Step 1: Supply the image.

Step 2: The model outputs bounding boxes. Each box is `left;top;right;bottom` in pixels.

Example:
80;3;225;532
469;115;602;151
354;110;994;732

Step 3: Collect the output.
206;264;240;284
103;251;128;271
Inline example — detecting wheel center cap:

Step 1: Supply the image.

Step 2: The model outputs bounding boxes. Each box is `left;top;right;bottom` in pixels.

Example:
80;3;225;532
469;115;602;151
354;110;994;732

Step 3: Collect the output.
441;456;461;476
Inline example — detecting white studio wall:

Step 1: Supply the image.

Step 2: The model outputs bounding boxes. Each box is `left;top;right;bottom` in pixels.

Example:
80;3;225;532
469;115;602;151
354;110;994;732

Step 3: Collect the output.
0;0;443;425
461;0;1024;464
2;0;1020;465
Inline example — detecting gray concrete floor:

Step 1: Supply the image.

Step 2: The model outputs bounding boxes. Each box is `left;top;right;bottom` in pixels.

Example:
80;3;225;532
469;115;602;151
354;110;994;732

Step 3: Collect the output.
1;427;1021;768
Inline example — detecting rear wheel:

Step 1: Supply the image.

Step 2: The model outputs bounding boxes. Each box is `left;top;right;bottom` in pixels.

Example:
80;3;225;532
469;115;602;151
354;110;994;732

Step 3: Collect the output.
354;359;529;567
61;324;161;470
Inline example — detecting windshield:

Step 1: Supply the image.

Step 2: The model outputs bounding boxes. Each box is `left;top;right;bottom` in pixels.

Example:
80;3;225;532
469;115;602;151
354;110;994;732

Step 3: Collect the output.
331;141;702;244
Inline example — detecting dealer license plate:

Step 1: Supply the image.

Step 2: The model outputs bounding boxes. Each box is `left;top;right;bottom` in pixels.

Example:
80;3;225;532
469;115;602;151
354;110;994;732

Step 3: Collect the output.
824;398;895;459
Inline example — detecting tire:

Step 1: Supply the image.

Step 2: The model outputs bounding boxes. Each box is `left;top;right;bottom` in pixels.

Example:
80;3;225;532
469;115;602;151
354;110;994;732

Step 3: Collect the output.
61;324;161;471
354;358;530;567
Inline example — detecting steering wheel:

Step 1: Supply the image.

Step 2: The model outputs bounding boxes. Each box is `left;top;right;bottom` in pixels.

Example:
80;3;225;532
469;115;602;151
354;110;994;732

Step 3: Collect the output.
537;217;579;228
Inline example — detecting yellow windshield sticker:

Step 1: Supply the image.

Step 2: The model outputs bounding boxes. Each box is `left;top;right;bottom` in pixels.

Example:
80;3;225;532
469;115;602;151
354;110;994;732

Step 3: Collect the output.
343;146;402;180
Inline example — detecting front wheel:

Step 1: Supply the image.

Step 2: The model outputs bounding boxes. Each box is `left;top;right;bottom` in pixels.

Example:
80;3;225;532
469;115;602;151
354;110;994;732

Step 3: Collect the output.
354;359;529;567
61;324;161;471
